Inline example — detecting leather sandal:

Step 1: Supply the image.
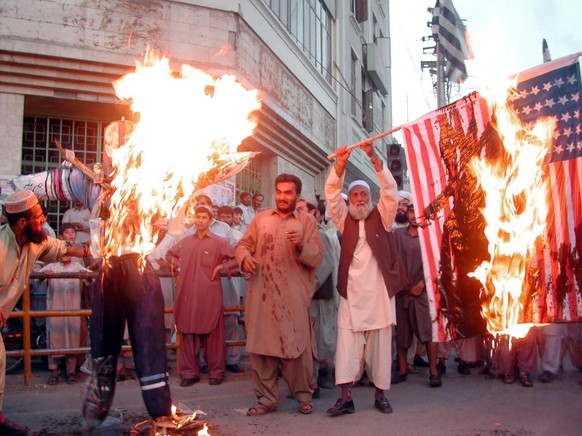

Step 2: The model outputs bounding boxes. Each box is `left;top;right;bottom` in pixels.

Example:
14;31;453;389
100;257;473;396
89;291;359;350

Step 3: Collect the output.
48;374;58;385
298;402;314;415
246;403;277;416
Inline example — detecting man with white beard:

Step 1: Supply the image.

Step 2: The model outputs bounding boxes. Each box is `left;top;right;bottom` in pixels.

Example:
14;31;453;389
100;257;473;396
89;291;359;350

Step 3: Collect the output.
324;142;407;416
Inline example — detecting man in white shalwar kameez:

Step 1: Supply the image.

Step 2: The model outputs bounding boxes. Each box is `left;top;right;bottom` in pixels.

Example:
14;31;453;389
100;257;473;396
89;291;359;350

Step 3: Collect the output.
324;141;406;416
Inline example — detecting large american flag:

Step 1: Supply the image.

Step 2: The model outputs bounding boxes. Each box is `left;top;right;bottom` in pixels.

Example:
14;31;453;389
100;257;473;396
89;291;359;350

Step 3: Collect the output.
402;54;582;341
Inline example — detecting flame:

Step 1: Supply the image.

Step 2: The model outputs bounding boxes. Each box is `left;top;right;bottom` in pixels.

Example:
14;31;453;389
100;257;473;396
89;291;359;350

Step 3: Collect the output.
198;423;211;436
468;84;554;338
102;48;260;265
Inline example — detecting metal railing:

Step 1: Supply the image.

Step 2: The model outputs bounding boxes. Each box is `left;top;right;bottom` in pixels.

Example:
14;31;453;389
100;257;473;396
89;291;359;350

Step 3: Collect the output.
5;270;246;385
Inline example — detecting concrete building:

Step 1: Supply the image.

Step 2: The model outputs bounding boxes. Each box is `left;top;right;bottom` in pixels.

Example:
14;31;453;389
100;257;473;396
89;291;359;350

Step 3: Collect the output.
0;0;395;226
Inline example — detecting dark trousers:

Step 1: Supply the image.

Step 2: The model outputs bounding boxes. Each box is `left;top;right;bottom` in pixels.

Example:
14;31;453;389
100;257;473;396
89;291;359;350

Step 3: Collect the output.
90;254;172;418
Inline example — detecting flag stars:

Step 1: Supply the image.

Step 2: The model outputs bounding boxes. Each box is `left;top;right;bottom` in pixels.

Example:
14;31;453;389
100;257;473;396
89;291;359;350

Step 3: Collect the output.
558;95;569;105
554;77;565;88
561;112;572;122
571;92;580;102
567;142;576;153
534;102;543;112
543;81;552;91
530;85;540;95
576;125;581;135
567;74;577;85
553;129;561;140
563;127;572;136
554;143;564;154
545;98;556;108
522;105;533;115
574;110;580;119
520;89;529;99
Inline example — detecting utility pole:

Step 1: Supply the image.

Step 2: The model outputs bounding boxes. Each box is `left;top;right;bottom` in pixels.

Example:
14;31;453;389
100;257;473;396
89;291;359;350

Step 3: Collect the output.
421;11;448;109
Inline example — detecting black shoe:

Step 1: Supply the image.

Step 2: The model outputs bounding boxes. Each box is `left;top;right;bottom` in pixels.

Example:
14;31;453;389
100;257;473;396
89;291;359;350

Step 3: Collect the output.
413;355;429;367
0;418;30;435
180;377;200;387
312;387;321;399
457;361;471;375
327;398;355;416
209;378;223;385
374;397;393;413
226;364;245;373
538;370;554;383
429;374;442;387
437;362;446;375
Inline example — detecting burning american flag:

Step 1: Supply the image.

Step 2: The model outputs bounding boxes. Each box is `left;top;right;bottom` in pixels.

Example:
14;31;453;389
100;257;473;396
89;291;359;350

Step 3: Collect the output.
402;53;582;341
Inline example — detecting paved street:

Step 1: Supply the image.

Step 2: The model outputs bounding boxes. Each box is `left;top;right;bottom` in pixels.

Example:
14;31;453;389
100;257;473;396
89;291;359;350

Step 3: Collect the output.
4;351;581;435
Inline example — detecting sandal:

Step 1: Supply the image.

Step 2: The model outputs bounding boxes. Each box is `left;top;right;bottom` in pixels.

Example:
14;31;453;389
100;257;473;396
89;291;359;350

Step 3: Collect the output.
298;402;314;415
503;373;514;384
246;403;277;416
47;374;58;385
519;373;533;387
66;374;78;384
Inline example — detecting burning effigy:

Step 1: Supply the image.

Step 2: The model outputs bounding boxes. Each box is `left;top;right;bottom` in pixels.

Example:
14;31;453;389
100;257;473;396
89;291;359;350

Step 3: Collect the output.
7;49;260;432
402;53;582;341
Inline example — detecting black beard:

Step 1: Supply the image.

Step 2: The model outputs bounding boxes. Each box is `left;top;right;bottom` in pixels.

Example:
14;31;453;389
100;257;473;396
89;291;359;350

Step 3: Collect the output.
395;212;409;224
25;224;48;244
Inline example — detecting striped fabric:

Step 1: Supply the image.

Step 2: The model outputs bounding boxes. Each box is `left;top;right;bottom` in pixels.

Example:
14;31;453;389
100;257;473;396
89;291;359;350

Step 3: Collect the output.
431;0;472;83
402;54;582;341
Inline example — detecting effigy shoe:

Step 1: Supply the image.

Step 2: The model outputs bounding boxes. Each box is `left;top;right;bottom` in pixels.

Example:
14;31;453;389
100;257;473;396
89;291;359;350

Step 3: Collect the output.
81;356;117;431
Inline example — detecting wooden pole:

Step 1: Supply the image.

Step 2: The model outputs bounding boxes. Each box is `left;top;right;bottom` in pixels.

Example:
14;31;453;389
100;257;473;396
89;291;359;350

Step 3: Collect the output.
327;125;403;160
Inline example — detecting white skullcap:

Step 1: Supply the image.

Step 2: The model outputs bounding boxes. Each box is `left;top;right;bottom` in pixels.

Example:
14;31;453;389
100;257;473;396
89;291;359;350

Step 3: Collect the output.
4;190;39;214
398;190;412;203
302;196;318;209
348;180;370;194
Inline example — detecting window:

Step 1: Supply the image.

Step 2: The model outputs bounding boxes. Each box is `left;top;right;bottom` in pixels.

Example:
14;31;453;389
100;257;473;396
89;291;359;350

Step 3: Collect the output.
353;0;368;23
264;0;332;83
235;157;262;203
351;51;358;117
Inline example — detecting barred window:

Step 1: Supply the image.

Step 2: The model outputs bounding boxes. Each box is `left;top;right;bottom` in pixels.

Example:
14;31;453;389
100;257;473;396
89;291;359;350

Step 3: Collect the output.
235;157;262;203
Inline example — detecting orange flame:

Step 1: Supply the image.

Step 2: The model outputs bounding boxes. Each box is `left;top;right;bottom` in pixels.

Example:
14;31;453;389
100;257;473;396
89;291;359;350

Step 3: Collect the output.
102;48;260;266
468;85;554;338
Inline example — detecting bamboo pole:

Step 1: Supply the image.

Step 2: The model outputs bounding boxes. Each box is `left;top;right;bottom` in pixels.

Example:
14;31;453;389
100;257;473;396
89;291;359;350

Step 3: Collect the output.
327;125;403;160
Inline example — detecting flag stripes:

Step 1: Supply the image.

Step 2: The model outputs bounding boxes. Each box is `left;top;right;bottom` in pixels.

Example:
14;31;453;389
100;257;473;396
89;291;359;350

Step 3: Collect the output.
402;55;582;340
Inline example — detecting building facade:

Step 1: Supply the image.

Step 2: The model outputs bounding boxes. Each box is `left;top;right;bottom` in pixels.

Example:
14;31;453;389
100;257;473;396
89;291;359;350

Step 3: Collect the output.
0;0;394;227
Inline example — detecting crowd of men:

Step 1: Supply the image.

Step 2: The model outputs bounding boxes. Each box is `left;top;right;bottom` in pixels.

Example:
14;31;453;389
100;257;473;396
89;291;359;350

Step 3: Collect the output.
1;141;581;433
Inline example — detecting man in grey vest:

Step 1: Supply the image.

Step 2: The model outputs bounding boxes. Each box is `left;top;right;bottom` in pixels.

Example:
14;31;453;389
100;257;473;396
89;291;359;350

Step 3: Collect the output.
324;141;406;416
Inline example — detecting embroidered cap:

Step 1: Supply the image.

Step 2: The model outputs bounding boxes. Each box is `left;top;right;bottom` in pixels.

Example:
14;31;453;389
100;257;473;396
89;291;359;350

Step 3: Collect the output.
4;190;39;214
348;180;370;194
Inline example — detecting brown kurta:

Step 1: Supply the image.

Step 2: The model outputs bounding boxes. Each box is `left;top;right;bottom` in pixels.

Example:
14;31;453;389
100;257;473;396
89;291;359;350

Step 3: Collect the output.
167;232;237;334
235;209;323;359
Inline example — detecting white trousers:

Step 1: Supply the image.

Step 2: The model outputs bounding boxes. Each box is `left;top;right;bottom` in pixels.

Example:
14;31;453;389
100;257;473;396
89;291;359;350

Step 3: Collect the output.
335;325;393;390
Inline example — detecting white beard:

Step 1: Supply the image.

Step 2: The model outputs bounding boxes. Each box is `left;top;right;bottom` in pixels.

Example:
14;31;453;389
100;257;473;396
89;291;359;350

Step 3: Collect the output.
348;200;373;220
